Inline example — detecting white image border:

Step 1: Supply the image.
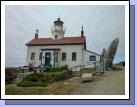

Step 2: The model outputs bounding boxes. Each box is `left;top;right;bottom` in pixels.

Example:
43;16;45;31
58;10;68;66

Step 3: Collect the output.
1;1;129;100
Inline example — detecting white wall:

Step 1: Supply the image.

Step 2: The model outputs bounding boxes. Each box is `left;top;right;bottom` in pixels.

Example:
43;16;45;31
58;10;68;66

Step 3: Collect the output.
83;50;100;68
51;25;65;39
26;45;83;68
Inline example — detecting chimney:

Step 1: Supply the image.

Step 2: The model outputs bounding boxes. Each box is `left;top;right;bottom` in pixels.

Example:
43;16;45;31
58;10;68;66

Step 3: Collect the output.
58;18;60;21
35;29;38;39
81;26;84;37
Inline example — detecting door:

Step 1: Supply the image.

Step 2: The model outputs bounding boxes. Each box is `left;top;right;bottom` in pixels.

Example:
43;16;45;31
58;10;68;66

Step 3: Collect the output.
45;52;51;69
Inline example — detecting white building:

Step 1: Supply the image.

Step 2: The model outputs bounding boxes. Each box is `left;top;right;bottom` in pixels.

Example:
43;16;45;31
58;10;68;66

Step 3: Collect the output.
26;18;101;70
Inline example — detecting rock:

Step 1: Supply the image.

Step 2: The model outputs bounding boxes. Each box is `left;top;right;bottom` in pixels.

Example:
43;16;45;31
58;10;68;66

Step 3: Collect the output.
81;73;92;83
96;38;119;72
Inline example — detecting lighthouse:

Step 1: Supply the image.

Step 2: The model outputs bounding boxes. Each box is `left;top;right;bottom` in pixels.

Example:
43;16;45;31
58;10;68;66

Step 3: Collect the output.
26;18;101;70
51;18;66;39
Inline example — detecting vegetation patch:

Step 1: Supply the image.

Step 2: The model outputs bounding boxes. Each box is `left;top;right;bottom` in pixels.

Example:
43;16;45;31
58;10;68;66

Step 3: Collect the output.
17;73;48;87
44;70;72;82
47;65;69;72
5;68;17;84
17;66;72;87
48;67;63;72
5;86;49;95
17;81;48;87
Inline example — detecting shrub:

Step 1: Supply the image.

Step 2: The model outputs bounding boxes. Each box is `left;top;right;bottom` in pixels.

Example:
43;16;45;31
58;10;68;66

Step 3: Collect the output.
6;67;18;73
51;70;72;81
17;70;72;87
48;67;62;72
48;66;69;72
5;68;17;84
23;73;47;82
17;73;48;87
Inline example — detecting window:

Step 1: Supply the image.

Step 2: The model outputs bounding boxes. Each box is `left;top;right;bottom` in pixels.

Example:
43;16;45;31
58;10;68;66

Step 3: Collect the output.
39;52;42;60
31;52;35;60
89;55;96;61
55;35;58;39
62;52;66;61
72;52;76;61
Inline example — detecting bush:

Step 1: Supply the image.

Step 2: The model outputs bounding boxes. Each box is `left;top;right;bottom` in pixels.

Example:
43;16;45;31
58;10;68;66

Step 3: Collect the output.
6;67;18;73
5;68;17;84
51;70;72;81
24;73;46;82
25;73;49;82
48;65;68;72
17;70;72;87
17;73;48;87
48;67;62;72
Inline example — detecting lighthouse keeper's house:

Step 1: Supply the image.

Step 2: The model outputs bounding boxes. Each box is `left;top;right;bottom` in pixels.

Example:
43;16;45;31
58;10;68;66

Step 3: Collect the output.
25;18;101;70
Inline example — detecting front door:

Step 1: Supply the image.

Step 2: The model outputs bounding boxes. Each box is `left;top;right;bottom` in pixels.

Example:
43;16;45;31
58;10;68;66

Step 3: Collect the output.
45;52;51;69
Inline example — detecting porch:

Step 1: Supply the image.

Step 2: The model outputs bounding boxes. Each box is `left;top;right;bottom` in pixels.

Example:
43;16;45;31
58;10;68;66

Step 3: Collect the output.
40;48;60;70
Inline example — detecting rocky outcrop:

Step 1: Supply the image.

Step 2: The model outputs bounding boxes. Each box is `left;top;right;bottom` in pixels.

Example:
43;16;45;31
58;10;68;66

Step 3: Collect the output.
96;38;119;72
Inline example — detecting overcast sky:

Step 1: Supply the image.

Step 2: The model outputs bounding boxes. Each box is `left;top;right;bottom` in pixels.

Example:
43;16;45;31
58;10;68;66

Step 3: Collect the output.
5;5;125;67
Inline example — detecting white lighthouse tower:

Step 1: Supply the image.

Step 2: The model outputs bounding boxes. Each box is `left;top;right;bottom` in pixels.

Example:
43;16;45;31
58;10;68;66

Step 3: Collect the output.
51;18;65;39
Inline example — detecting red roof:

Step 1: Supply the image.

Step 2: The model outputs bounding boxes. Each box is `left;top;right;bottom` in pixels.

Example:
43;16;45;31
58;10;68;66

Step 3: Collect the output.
26;36;86;46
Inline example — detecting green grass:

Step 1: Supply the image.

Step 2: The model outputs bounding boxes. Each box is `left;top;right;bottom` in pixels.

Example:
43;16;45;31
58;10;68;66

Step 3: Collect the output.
17;81;48;87
48;67;63;72
5;87;49;95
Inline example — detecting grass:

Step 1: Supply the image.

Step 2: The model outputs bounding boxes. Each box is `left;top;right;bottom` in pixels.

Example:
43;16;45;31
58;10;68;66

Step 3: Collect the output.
17;81;48;87
5;86;49;95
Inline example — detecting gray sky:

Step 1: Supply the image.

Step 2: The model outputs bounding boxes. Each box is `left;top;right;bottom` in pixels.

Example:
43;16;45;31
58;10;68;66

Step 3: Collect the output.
5;5;125;67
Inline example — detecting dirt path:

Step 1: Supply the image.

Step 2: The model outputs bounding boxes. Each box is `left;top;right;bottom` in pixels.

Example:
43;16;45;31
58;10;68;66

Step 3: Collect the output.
74;68;125;95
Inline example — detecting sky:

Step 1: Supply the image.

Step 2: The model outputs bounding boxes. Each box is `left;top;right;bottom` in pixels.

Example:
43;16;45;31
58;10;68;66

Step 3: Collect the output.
5;5;125;67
